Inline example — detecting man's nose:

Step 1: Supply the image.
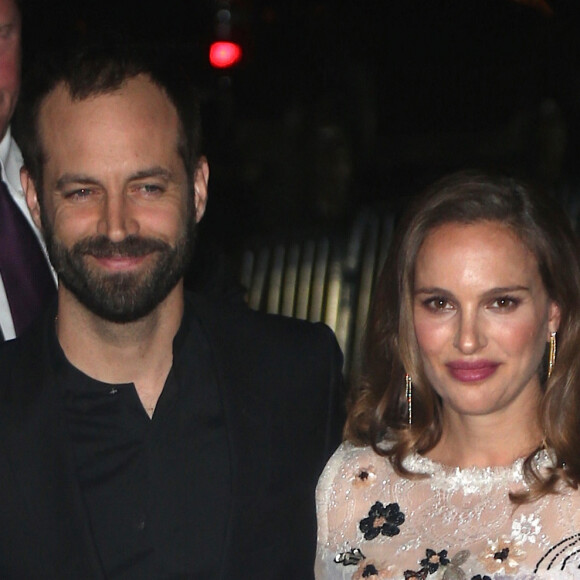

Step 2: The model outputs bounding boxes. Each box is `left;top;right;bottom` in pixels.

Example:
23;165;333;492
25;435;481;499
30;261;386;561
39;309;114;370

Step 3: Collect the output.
97;194;139;241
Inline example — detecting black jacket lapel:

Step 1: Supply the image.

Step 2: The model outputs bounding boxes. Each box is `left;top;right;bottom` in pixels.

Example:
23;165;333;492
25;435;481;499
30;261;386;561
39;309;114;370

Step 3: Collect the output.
189;295;272;579
0;313;105;579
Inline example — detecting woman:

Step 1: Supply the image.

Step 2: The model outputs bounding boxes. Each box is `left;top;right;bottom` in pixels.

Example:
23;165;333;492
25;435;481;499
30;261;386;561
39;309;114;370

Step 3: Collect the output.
316;171;580;579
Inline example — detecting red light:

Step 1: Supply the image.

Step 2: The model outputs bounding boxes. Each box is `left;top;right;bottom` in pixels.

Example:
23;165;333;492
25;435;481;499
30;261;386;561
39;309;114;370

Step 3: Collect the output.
209;41;242;69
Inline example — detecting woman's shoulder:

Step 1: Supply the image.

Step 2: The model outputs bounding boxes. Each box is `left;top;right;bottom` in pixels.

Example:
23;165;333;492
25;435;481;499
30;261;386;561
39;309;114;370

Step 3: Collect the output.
317;441;395;494
316;441;402;549
323;441;384;467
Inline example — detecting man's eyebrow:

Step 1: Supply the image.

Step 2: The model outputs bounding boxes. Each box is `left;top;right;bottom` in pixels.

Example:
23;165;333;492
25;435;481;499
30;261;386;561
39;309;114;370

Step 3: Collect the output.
55;174;99;190
54;167;173;190
128;167;173;181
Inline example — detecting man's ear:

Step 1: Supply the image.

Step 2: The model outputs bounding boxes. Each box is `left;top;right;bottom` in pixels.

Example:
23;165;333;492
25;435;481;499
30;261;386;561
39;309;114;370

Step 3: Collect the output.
20;167;43;230
193;156;209;223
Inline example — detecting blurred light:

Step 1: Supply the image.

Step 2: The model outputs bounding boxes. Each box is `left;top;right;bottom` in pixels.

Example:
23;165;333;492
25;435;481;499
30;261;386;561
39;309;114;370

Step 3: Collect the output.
216;8;231;23
216;8;232;37
209;41;242;69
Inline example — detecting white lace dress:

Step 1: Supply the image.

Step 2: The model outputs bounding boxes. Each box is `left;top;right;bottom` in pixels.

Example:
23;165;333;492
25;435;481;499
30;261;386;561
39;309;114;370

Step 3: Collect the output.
316;442;580;579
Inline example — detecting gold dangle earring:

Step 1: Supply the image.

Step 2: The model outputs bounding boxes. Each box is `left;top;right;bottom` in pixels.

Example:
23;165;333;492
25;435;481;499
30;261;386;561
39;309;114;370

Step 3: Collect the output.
547;331;557;379
405;374;413;425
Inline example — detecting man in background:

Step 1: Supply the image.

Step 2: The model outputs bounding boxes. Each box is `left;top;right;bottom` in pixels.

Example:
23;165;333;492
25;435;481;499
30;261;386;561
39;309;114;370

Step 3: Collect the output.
0;41;344;579
0;0;55;340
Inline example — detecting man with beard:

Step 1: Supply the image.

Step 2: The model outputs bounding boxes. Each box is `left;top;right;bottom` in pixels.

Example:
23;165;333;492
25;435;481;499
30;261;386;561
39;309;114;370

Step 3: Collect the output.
0;43;344;579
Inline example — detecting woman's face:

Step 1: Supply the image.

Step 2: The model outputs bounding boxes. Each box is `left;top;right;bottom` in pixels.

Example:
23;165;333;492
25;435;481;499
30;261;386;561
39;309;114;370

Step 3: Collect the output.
412;220;560;421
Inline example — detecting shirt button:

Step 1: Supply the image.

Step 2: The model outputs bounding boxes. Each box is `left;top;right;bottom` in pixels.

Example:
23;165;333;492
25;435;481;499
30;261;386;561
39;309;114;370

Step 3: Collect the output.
136;517;146;532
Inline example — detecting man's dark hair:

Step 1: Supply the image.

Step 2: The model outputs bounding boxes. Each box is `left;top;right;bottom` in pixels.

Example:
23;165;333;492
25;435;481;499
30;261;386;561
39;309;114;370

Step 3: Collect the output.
14;39;202;187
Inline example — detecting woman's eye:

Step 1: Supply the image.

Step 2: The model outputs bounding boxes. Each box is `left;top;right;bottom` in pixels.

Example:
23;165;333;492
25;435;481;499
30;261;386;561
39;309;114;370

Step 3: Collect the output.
424;297;452;311
490;296;520;310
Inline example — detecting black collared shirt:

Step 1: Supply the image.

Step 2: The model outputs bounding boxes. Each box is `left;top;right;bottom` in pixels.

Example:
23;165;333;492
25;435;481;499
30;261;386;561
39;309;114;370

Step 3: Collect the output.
55;309;230;578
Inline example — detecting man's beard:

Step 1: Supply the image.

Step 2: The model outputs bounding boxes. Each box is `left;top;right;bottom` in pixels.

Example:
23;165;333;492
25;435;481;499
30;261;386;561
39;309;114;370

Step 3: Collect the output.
43;214;196;323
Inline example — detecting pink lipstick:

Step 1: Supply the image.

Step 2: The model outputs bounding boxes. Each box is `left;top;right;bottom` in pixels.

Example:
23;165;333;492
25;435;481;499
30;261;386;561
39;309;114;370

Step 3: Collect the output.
445;360;499;382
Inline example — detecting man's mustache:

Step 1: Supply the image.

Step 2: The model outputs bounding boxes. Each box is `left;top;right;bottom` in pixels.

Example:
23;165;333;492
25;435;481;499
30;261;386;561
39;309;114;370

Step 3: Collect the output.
72;235;171;258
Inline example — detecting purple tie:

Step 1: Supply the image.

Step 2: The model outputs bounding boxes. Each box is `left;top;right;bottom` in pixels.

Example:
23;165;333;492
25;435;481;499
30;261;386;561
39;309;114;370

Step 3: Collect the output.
0;181;56;335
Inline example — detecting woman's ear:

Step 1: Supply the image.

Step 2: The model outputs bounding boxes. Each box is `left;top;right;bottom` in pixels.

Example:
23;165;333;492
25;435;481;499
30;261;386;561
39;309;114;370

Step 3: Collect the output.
548;301;561;336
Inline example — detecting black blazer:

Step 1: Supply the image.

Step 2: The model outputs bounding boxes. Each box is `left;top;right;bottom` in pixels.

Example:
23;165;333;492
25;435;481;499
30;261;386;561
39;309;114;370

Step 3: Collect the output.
0;293;344;579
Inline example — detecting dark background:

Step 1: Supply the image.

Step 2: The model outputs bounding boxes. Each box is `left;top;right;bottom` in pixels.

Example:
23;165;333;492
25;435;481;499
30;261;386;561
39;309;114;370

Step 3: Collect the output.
20;0;580;260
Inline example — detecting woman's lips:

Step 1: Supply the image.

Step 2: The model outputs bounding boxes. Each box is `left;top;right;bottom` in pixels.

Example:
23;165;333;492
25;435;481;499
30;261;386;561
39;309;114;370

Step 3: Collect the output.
445;360;499;382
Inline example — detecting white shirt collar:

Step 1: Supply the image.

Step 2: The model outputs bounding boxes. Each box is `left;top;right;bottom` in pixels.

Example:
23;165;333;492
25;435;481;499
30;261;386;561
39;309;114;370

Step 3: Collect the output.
0;127;24;194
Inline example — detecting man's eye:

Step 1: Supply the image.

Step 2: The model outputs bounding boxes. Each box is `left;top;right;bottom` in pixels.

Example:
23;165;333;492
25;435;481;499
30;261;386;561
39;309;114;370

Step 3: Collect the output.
139;184;163;195
0;25;15;40
65;188;93;200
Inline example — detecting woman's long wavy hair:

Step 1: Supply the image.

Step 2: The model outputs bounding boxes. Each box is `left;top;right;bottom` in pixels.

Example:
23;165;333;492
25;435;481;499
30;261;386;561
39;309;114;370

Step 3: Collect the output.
345;170;580;500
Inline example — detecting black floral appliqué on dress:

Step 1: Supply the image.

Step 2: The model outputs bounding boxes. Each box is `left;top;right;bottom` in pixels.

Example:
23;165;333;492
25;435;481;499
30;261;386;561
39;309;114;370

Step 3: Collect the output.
359;501;405;540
